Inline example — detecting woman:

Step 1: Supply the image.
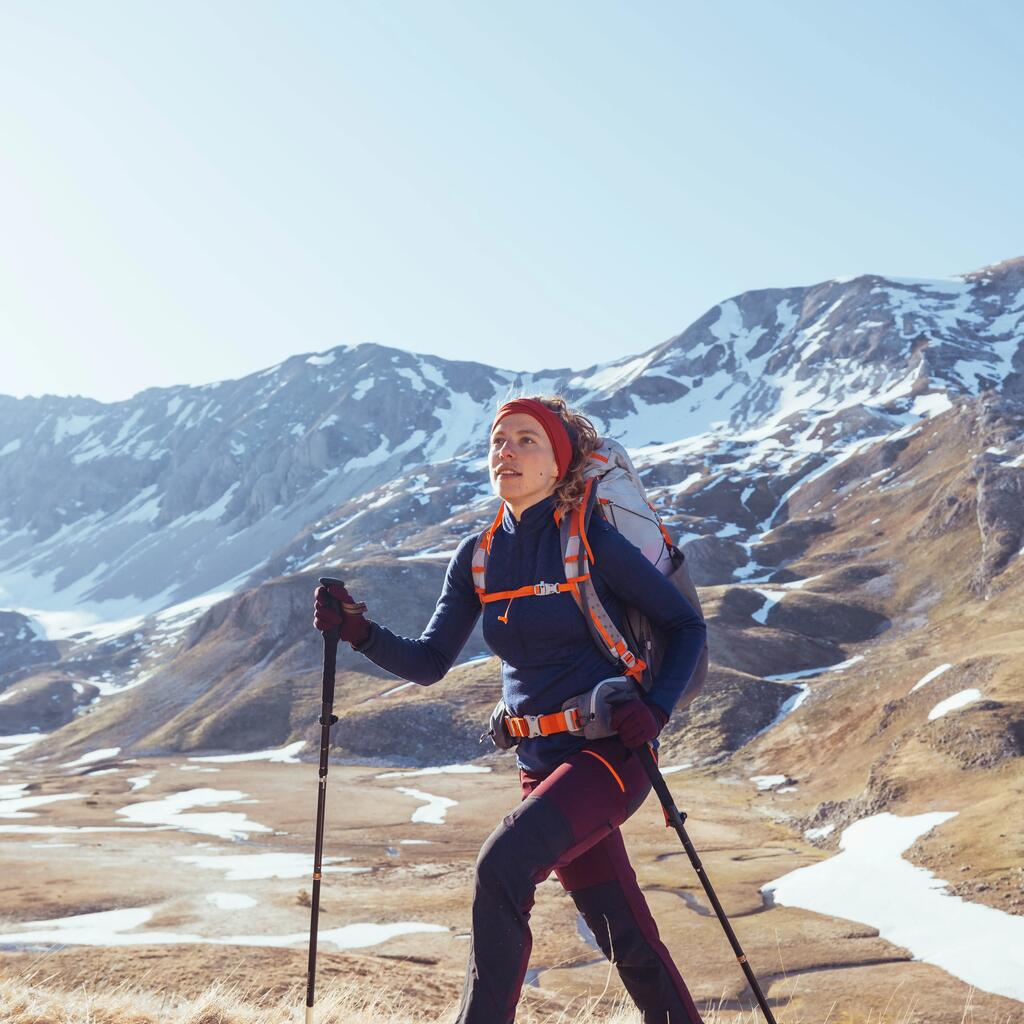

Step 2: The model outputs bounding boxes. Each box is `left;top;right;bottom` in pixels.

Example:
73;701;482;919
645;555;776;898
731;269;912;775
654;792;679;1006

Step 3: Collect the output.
314;395;707;1024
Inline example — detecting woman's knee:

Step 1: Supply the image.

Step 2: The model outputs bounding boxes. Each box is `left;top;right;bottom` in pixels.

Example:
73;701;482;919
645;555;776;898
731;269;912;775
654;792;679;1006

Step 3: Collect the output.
475;815;524;889
475;798;575;892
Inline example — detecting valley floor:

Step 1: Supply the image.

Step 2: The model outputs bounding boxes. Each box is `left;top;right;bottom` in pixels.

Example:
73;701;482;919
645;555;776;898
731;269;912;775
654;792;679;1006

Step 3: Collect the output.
1;753;1021;1023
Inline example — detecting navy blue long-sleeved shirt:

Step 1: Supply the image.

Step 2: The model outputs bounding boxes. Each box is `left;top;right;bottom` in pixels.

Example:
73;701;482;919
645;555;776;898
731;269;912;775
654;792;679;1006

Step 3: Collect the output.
353;492;707;772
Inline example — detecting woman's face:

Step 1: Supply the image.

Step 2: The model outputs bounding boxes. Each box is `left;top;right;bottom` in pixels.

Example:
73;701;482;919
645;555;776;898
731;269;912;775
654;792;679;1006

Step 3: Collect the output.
489;413;560;517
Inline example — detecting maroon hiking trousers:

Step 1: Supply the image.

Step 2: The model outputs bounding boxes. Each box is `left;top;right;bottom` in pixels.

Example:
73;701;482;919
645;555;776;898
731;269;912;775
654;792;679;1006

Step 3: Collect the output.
454;736;703;1024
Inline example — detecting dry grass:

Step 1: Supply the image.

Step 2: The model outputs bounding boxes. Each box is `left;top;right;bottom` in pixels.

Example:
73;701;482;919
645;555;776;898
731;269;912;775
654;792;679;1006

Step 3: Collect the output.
0;974;768;1024
1;973;998;1024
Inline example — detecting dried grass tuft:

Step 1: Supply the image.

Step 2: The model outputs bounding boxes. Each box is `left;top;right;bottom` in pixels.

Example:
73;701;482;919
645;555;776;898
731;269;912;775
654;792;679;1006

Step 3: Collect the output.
0;974;991;1024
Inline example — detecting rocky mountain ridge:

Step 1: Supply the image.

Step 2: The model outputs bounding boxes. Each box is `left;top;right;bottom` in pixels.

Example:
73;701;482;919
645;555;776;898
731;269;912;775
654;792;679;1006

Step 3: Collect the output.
2;257;1022;630
0;258;1021;782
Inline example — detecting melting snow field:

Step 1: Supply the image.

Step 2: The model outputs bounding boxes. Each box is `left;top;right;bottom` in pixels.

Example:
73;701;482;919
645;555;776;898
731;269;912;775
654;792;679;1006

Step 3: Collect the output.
0;784;83;818
394;787;457;824
0;906;447;950
219;921;450;950
375;764;491;780
178;852;369;881
910;663;953;694
189;741;306;764
928;689;982;721
803;824;835;841
205;892;258;910
765;655;864;682
116;788;271;840
750;775;789;791
763;812;1024;1001
0;733;47;765
755;684;810;737
0;907;203;947
61;748;121;768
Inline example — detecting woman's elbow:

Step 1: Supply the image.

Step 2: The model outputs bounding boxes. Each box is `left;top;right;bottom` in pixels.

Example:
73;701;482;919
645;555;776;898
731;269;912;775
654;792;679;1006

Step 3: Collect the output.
412;649;452;686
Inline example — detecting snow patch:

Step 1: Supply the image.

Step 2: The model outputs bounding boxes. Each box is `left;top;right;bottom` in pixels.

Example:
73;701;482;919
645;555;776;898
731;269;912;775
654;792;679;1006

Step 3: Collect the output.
764;811;1024;1001
928;689;982;721
117;788;271;840
394;787;457;825
61;747;121;768
910;663;953;693
804;824;835;840
206;892;258;910
376;765;491;779
189;741;305;764
750;775;788;790
54;414;101;444
765;655;864;682
179;852;367;881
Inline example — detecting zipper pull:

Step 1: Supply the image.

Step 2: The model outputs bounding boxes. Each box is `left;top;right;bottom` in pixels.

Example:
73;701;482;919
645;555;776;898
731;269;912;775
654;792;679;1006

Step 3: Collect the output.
498;597;513;624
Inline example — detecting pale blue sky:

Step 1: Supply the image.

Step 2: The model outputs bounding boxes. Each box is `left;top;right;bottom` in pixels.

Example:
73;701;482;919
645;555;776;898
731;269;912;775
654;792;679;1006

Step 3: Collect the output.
1;1;1021;402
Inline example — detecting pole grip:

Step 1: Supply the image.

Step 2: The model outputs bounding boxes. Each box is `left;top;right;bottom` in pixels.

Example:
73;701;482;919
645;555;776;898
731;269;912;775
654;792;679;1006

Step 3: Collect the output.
317;577;344;705
320;630;339;707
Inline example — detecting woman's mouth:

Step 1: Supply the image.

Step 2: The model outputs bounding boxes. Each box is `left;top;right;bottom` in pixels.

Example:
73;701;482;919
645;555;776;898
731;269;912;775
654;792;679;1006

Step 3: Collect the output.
495;469;521;477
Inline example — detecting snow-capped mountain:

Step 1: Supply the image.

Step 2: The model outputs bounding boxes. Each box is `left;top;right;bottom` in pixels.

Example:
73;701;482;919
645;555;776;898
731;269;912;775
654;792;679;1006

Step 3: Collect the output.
2;257;1022;994
1;258;1022;646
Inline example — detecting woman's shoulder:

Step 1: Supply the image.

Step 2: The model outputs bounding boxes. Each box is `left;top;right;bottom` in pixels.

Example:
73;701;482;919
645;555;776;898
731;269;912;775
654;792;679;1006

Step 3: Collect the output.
449;531;480;569
585;513;647;567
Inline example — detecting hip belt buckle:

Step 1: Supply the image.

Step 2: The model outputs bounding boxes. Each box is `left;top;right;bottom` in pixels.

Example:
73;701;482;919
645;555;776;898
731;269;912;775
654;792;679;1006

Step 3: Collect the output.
507;708;583;738
519;714;542;738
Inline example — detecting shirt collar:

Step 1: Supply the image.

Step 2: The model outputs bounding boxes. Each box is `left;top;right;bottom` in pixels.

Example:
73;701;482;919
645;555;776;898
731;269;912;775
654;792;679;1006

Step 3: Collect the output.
501;493;558;535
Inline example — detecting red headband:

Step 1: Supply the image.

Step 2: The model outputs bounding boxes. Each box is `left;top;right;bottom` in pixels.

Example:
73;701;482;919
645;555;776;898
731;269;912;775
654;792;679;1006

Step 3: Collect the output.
491;398;574;481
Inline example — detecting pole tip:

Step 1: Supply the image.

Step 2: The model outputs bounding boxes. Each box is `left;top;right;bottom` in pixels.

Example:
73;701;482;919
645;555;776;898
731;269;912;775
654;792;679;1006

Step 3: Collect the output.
305;1005;314;1024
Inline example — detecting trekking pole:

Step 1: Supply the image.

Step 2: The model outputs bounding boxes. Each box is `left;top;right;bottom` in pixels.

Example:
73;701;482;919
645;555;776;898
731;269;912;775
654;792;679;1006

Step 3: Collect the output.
636;744;779;1024
305;577;343;1024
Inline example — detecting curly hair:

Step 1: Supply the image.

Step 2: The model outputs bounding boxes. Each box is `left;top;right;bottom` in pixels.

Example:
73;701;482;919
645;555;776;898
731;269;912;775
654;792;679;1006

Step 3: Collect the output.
496;393;602;520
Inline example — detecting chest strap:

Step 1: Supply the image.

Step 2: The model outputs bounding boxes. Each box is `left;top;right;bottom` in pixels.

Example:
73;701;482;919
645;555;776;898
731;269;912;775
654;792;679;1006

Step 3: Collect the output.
476;575;590;623
505;707;583;739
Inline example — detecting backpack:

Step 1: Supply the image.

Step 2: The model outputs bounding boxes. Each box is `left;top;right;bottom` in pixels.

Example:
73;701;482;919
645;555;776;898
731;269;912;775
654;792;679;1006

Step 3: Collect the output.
472;437;708;711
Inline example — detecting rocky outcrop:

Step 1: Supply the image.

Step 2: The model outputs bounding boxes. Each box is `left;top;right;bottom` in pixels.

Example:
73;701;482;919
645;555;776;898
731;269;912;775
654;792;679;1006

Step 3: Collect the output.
923;701;1024;769
659;667;802;762
0;672;98;733
969;461;1024;595
0;612;59;682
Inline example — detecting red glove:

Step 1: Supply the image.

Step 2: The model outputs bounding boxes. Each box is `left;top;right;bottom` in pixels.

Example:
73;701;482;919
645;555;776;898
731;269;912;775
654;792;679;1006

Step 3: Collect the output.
313;582;372;647
611;699;668;749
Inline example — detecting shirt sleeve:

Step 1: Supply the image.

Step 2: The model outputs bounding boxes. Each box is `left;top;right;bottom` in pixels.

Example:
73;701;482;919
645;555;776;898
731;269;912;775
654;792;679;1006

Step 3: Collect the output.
587;517;707;720
352;533;482;685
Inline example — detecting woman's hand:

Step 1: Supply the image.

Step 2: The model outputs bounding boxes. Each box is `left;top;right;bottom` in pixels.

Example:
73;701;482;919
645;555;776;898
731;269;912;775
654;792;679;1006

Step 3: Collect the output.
314;582;372;647
611;699;668;748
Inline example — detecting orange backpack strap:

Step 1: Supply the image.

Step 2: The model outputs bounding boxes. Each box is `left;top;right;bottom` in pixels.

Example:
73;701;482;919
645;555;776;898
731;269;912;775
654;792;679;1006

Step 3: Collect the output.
471;503;506;600
559;478;649;686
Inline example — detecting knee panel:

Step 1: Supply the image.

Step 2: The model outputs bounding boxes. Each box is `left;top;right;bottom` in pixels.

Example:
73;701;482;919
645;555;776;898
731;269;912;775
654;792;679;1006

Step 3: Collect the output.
475;796;574;893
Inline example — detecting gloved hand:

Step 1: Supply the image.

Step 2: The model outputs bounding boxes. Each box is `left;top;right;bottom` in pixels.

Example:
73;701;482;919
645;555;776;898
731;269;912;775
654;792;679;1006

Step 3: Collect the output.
313;581;372;647
611;699;668;748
